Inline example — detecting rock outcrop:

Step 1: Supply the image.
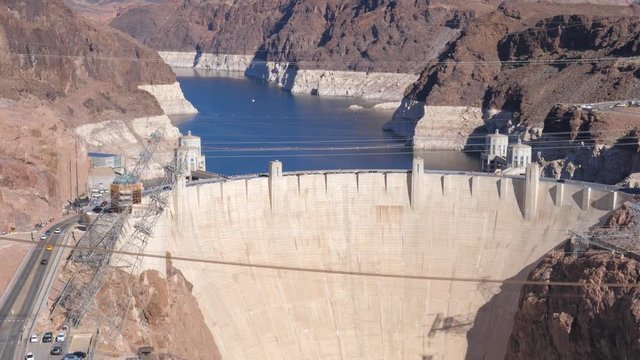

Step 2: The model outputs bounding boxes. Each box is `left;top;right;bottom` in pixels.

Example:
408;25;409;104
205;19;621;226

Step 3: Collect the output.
537;104;640;184
108;0;497;100
0;0;194;230
245;61;419;101
506;202;640;359
390;2;640;149
159;51;254;72
89;256;222;358
138;82;197;115
506;250;640;359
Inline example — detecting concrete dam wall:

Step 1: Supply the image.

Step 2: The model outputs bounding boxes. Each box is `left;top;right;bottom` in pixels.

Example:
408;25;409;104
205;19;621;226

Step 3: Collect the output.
152;161;628;360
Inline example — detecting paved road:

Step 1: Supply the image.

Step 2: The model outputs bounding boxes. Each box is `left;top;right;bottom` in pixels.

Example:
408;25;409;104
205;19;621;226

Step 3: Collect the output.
0;217;78;360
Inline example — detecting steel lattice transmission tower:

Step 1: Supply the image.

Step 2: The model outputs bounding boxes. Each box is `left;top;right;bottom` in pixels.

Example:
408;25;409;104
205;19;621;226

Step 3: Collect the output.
51;129;166;327
93;154;185;341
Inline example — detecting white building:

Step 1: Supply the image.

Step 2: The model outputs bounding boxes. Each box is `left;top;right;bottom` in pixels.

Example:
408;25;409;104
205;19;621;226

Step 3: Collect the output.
176;131;206;176
481;130;509;172
508;139;532;169
88;152;124;170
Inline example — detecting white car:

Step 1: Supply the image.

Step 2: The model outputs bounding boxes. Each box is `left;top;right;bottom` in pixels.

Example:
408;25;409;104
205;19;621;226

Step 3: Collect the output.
53;227;62;234
24;353;34;360
39;234;47;241
55;332;66;343
29;334;39;343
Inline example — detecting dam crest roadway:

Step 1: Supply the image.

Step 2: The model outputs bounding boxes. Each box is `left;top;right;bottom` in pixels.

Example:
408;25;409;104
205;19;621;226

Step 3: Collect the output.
147;159;630;360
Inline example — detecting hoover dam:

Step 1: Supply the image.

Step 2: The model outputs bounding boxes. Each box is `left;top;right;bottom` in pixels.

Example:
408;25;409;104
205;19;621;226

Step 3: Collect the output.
150;159;629;360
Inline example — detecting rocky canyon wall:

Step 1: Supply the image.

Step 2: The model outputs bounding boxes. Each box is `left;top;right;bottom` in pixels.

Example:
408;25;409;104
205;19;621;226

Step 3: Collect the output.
110;0;491;101
506;203;640;359
0;0;188;231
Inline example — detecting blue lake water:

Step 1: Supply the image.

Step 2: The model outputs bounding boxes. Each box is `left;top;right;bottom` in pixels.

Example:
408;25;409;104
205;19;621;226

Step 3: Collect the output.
174;71;480;176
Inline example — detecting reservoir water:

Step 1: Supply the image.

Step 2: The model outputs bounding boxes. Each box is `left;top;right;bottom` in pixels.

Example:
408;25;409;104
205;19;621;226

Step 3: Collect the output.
174;70;480;176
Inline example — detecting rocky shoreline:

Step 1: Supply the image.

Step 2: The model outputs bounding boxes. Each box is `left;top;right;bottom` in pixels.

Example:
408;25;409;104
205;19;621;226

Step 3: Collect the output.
159;51;417;102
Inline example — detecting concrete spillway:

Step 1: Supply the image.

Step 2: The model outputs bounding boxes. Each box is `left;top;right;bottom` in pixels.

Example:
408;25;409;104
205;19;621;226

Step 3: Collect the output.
151;160;628;360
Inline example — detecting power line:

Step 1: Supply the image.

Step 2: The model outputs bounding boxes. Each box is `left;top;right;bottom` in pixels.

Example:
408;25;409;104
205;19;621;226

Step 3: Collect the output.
198;142;639;159
1;235;638;289
4;50;640;67
2;20;598;51
190;129;637;144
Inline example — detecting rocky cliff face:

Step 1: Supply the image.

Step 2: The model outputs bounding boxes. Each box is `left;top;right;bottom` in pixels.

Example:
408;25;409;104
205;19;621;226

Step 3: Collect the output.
537;104;640;184
386;2;640;182
0;0;182;230
110;0;493;73
506;249;640;360
89;256;222;358
108;0;498;100
506;202;640;359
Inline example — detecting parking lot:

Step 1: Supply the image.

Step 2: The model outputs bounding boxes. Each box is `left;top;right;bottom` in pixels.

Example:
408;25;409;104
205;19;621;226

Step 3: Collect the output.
25;331;89;359
25;331;68;359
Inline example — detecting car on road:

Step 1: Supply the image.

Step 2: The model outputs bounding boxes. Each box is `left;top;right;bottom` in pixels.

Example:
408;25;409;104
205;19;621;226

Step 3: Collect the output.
40;259;48;265
24;353;34;360
46;244;53;251
55;332;66;342
50;345;62;355
39;234;47;240
42;331;53;342
29;334;39;343
53;227;62;234
62;354;82;360
73;351;87;358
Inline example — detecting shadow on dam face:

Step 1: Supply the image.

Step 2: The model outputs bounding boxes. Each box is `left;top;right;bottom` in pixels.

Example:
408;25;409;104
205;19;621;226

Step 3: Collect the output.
465;262;540;360
153;164;631;360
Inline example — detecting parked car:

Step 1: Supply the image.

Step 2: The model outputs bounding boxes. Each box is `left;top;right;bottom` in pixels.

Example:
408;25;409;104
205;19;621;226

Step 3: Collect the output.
55;332;66;343
62;355;82;360
42;331;53;342
53;227;62;234
51;346;62;355
29;334;39;343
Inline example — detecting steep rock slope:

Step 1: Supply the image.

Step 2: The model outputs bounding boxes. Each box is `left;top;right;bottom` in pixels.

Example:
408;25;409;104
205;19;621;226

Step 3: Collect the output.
0;0;177;230
506;203;640;359
89;257;222;358
107;1;502;100
110;0;496;73
385;1;640;182
506;250;640;359
537;104;640;184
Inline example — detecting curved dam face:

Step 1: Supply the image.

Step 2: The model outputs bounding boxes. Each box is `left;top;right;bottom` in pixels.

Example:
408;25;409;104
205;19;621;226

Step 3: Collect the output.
153;161;628;360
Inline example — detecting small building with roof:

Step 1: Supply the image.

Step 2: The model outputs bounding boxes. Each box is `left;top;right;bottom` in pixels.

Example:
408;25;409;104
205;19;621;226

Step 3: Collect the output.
88;152;124;170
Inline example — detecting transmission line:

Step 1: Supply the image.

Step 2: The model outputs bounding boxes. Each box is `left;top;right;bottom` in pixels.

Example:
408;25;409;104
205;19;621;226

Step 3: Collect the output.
1;235;639;289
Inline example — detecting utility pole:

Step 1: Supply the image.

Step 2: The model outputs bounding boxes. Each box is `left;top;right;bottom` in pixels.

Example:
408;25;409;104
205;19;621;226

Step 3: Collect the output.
69;154;73;202
75;133;79;199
